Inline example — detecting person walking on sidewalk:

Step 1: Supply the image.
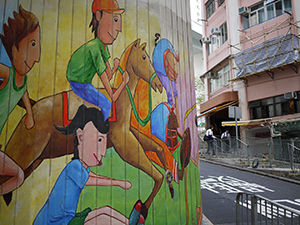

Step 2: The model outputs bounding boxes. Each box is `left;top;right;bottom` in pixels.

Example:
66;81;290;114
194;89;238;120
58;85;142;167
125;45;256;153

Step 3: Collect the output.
206;125;216;155
221;129;230;152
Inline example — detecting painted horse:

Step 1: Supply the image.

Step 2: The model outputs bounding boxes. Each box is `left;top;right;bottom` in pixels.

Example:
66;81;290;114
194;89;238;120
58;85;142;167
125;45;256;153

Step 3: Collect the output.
2;39;190;219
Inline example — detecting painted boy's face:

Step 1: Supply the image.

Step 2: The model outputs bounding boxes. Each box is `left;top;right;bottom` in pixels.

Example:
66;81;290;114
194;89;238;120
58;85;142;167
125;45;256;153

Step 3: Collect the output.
77;121;107;168
98;11;122;45
12;25;41;75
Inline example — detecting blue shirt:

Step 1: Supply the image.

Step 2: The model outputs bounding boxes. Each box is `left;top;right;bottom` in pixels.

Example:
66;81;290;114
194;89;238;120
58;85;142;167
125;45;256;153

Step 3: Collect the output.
33;160;90;225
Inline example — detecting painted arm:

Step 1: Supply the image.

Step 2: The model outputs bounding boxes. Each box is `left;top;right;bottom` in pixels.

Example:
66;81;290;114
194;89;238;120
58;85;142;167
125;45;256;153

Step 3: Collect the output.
105;58;119;81
22;91;35;129
0;63;9;90
212;131;216;139
100;69;129;102
0;151;24;195
85;171;132;190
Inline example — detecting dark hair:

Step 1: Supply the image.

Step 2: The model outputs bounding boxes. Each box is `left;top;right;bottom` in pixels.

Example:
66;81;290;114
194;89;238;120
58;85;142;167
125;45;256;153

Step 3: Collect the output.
89;11;103;38
54;105;109;159
0;5;39;61
210;125;214;129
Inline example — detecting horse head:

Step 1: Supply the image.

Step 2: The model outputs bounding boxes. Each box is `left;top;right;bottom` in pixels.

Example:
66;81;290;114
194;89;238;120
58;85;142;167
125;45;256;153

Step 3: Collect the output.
127;39;163;93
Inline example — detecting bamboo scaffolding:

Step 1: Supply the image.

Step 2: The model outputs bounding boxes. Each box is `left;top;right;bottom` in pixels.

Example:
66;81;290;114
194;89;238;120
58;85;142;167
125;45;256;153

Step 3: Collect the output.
229;19;300;82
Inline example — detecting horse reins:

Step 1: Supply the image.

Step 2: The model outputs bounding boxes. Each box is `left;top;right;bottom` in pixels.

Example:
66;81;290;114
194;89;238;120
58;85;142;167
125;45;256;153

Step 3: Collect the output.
118;66;157;127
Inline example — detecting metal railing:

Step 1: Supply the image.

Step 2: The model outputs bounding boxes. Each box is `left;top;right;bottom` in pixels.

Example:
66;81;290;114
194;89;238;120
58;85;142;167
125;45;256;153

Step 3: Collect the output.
274;139;300;171
236;192;300;225
199;135;300;171
198;135;206;158
288;143;300;172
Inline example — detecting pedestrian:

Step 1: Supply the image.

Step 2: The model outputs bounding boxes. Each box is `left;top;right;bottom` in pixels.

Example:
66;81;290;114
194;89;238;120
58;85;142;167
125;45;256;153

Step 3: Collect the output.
206;125;216;155
221;129;230;152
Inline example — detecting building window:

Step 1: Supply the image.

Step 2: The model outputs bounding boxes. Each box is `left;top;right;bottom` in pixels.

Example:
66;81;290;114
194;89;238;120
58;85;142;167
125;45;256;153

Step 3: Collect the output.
249;92;300;119
220;22;228;45
218;0;225;6
242;0;292;29
206;0;215;19
208;22;228;55
209;64;230;93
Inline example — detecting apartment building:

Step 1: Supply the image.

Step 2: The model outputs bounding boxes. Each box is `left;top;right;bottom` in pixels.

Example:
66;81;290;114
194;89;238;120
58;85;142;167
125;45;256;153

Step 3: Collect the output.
199;0;300;139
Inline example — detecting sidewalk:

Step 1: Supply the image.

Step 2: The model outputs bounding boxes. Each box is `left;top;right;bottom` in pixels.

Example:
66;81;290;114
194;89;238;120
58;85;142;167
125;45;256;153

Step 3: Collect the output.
200;156;300;186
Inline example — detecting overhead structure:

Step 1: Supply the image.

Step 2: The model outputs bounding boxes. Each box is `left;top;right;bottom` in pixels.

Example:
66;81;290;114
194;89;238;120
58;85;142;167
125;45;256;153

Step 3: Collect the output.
230;16;300;82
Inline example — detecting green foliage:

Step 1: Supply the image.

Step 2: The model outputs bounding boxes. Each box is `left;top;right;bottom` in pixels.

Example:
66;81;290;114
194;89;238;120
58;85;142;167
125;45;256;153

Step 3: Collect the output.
194;76;205;107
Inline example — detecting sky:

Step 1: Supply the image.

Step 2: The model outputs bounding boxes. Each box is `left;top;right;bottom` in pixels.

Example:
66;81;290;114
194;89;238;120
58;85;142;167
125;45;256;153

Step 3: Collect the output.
190;0;203;34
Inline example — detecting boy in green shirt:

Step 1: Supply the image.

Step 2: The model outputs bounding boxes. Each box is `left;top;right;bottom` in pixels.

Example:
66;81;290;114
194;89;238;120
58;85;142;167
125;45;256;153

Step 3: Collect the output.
0;5;40;196
67;0;129;121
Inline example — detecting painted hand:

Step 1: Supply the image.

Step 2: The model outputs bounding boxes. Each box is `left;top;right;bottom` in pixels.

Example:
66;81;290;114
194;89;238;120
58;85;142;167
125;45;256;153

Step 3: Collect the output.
122;71;130;84
114;58;120;70
119;180;132;190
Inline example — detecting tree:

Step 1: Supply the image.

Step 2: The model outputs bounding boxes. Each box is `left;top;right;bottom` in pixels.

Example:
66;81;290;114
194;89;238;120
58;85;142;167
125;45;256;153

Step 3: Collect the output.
194;76;205;113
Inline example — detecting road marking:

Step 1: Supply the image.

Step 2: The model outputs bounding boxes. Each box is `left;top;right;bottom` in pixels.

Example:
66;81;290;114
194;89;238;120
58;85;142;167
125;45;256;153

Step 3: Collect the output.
201;175;275;194
274;199;300;208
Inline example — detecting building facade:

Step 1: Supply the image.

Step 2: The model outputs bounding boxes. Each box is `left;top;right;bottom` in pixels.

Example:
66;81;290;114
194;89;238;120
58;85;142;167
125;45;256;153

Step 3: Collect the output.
199;0;300;140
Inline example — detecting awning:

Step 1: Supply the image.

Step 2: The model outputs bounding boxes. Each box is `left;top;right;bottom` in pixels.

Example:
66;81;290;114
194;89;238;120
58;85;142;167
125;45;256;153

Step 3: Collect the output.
200;91;238;113
222;119;267;127
198;100;238;119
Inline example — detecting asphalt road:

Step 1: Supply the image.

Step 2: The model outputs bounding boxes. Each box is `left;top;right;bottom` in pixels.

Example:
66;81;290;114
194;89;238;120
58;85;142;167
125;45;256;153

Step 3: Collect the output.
199;159;300;225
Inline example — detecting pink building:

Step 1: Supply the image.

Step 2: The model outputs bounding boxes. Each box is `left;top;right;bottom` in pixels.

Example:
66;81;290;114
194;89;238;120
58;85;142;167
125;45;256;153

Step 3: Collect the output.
199;0;300;139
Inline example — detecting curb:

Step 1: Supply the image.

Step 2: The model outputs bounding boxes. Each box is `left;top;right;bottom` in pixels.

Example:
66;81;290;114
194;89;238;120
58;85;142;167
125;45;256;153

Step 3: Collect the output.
202;214;214;225
200;158;300;186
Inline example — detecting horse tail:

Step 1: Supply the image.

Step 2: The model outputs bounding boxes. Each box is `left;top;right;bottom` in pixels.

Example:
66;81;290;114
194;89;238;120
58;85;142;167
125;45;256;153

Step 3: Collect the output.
183;103;196;130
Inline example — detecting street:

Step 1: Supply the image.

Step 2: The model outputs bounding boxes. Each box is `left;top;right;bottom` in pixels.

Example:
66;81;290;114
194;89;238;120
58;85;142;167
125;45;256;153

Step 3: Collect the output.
199;159;300;225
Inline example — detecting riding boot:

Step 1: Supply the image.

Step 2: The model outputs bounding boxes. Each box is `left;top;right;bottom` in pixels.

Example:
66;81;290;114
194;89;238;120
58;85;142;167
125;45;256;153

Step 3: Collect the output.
129;200;142;225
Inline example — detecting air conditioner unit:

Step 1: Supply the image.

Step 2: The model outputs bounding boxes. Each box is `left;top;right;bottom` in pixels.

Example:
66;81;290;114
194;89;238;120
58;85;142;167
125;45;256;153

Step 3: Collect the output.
202;36;211;44
211;27;221;36
284;92;297;100
239;6;250;16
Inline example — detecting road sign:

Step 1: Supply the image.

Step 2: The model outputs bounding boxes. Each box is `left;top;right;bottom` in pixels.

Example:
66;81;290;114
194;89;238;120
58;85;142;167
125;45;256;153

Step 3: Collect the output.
229;106;242;119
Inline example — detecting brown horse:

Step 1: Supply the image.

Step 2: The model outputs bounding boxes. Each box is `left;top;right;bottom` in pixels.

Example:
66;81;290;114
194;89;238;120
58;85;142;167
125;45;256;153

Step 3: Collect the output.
2;39;188;218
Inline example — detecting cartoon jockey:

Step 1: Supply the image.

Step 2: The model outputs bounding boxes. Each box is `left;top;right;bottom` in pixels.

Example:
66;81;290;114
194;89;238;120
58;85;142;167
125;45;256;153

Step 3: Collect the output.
152;38;180;125
66;0;129;121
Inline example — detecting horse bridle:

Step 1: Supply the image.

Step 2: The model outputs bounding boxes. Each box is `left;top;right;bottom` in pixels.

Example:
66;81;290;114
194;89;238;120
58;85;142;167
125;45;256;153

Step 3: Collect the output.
118;66;157;126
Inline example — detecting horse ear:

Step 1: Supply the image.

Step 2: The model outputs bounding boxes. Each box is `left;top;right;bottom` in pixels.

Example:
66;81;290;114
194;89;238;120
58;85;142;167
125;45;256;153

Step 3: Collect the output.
134;39;140;48
140;42;147;51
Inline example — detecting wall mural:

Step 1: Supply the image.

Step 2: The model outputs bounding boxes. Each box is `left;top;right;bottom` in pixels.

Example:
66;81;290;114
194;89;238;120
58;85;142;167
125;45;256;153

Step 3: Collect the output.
0;0;201;224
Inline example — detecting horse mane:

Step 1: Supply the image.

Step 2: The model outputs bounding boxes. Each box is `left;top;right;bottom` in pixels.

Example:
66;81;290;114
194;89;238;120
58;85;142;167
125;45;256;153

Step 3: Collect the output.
113;40;136;88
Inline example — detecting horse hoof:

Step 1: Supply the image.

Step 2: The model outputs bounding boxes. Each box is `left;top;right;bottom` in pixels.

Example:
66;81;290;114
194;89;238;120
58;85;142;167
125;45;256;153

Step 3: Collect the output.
129;200;142;225
180;127;191;169
165;170;173;184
